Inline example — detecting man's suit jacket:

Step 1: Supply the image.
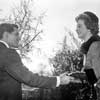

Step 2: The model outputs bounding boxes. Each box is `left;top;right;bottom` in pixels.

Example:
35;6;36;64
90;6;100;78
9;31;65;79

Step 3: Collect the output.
0;42;57;100
84;41;100;83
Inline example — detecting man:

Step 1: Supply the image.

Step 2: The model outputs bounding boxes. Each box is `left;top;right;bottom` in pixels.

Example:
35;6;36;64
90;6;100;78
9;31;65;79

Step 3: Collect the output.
76;11;100;100
0;23;74;100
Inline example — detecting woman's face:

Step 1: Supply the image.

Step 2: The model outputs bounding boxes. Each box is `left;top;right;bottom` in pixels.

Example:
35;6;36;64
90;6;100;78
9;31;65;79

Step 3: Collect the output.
76;19;89;40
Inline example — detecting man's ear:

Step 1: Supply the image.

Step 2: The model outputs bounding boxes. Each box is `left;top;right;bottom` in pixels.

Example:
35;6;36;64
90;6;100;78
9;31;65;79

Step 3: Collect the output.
3;32;9;40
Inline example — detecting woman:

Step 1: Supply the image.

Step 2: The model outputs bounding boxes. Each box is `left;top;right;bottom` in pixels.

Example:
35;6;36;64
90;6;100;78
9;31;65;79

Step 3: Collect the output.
75;11;100;100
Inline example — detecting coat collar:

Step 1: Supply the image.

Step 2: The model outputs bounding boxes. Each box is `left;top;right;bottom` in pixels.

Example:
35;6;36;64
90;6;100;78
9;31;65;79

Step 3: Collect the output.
80;35;100;54
0;40;9;48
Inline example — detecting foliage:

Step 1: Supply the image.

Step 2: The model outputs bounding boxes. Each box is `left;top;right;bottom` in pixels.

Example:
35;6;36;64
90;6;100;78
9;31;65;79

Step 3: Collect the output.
50;34;83;75
50;49;83;75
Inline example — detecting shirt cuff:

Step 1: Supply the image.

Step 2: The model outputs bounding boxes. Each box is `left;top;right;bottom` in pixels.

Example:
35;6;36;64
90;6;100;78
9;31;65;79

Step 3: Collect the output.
56;76;60;87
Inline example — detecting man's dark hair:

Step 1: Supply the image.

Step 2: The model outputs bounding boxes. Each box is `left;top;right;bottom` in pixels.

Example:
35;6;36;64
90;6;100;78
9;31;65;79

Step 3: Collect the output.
75;11;99;35
0;23;18;39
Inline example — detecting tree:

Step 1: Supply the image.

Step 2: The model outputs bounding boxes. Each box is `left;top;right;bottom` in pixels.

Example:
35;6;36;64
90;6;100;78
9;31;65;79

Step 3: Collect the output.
0;0;45;58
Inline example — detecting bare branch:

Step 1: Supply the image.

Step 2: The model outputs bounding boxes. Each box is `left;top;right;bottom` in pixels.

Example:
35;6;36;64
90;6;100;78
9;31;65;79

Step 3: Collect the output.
23;30;43;48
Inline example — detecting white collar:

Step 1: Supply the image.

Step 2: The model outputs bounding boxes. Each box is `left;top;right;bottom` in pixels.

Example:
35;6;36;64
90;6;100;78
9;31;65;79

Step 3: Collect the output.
0;40;9;48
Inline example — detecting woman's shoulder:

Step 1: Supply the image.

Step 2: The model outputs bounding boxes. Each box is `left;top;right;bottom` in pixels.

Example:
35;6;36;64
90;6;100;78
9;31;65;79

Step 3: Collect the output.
88;41;100;56
89;41;100;50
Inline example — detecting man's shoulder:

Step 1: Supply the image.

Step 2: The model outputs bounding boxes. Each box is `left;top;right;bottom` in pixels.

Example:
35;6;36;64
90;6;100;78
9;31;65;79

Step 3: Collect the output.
1;48;21;63
0;44;19;57
6;48;20;59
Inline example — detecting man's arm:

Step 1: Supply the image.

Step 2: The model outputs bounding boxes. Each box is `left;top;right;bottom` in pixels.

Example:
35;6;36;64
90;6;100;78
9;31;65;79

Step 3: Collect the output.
4;49;73;89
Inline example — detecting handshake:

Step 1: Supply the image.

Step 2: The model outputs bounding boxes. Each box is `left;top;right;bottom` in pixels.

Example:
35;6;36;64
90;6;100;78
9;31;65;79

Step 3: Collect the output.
59;72;81;85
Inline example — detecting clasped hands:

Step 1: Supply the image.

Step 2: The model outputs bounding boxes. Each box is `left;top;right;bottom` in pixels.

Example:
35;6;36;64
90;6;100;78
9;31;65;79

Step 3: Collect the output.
59;72;81;85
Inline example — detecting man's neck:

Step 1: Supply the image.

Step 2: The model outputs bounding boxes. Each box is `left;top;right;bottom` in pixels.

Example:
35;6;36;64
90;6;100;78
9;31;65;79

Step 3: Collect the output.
0;40;18;50
0;40;9;48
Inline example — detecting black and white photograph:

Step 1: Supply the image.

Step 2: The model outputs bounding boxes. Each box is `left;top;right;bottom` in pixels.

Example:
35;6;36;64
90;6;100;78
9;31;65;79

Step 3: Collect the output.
0;0;100;100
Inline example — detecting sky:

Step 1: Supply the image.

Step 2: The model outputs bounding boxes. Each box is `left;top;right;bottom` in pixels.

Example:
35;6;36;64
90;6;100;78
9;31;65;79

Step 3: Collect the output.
34;0;100;55
0;0;100;73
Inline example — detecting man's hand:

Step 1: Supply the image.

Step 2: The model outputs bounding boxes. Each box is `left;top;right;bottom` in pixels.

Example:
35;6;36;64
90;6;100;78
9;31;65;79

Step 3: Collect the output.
59;72;74;85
